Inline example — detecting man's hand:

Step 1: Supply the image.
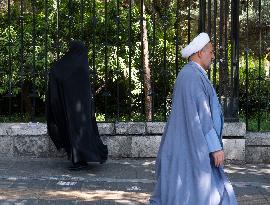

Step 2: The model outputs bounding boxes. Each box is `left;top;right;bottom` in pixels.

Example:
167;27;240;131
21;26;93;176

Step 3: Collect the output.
211;150;224;167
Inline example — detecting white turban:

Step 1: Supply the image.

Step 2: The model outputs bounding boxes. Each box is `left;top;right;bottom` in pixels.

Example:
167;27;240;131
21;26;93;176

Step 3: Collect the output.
181;32;210;58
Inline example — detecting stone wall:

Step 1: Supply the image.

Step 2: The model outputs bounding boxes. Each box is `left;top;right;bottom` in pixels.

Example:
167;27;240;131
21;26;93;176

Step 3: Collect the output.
0;122;268;163
246;132;270;163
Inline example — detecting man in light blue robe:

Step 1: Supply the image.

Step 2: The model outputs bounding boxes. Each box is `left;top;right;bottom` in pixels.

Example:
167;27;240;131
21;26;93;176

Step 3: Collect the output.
149;33;238;205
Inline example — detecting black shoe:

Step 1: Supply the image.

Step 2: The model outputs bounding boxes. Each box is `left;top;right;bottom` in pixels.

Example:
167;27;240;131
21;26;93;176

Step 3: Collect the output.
68;161;88;171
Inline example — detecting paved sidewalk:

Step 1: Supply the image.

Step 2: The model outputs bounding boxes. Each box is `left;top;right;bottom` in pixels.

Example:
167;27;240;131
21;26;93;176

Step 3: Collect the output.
0;158;269;205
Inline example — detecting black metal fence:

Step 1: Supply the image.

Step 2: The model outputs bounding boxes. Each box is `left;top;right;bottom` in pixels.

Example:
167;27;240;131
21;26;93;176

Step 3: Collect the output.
0;0;269;131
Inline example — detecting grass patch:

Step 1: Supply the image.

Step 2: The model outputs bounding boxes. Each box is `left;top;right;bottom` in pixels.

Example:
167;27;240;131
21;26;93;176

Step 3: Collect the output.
239;112;270;131
0;114;46;123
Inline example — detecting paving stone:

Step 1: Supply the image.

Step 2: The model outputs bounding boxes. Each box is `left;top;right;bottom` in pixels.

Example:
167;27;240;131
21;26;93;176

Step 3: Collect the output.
223;139;245;162
46;180;83;191
1;122;270;164
36;199;77;205
48;138;67;158
0;180;13;188
246;147;270;163
7;123;47;136
115;122;146;135
98;123;115;135
81;181;153;193
246;132;270;145
0;199;39;205
14;136;49;157
237;194;269;205
222;122;246;137
131;136;161;157
146;122;166;134
0;123;9;136
0;136;14;157
0;158;269;205
101;136;132;157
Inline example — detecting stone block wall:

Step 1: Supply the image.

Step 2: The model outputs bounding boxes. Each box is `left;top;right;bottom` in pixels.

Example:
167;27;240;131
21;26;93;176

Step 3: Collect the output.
1;122;269;163
246;132;270;163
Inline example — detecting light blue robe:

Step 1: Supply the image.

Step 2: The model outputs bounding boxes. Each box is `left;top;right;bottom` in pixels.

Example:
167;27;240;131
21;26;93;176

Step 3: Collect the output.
149;61;238;205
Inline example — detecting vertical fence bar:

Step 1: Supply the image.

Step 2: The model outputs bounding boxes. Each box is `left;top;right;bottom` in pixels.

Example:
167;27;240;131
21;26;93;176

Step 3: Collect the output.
207;0;211;79
258;0;262;130
68;0;73;43
151;0;156;121
231;0;240;121
116;0;120;121
7;0;12;119
30;0;37;120
236;0;240;122
45;0;48;94
213;0;217;88
45;0;48;74
175;0;180;76
224;0;228;89
245;0;249;130
229;0;234;120
219;0;224;102
92;0;97;115
207;0;211;36
80;0;84;40
128;0;132;120
188;0;191;43
20;0;24;117
199;0;206;33
56;0;60;60
225;0;230;120
140;0;145;120
162;14;168;120
44;0;49;119
104;0;108;121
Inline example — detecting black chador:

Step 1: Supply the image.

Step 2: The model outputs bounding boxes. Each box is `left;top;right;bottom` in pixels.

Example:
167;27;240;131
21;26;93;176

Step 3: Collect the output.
46;41;108;170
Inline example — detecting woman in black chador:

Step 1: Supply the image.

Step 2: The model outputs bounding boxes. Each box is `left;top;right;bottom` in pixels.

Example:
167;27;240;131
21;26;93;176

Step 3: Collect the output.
46;41;108;170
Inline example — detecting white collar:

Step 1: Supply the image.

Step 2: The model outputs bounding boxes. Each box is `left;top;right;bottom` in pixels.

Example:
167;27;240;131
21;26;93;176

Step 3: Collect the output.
192;61;207;75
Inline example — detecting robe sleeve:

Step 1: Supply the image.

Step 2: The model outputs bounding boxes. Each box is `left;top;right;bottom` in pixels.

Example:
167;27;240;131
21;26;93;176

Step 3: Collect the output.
205;128;222;153
195;86;222;153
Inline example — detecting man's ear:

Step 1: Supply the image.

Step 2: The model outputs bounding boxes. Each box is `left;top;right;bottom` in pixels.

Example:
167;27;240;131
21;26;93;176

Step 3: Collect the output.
197;50;203;58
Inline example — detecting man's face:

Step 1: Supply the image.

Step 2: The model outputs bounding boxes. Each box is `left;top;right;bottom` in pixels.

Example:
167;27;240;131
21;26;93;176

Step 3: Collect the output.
200;43;214;70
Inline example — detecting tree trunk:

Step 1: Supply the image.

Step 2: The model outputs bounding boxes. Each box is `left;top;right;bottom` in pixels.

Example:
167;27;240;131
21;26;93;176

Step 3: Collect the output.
141;1;152;121
265;53;270;78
